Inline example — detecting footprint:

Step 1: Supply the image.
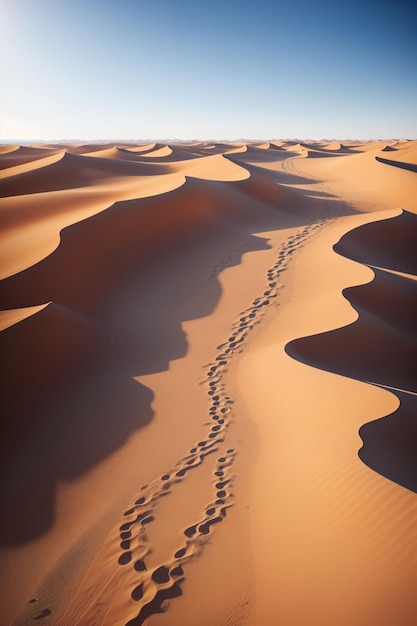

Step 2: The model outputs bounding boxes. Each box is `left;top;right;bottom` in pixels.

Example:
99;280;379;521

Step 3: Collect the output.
126;582;183;626
184;524;197;538
134;559;147;572
199;516;222;535
174;547;186;559
118;551;132;565
33;608;51;621
152;566;171;584
170;565;184;578
131;583;144;601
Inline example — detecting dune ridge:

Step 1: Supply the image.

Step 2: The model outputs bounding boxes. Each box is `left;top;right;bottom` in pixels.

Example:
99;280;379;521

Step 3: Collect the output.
287;210;417;493
375;155;417;173
287;211;417;393
1;139;416;625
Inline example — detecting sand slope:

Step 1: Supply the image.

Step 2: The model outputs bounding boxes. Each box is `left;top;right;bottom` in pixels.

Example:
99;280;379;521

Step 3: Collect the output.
0;139;416;625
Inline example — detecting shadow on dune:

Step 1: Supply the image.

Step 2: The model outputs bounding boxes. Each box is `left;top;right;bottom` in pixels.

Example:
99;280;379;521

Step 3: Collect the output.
1;170;315;545
225;154;359;212
226;148;300;165
226;153;318;187
334;209;417;274
286;210;417;493
298;143;360;157
0;151;169;197
359;390;417;493
0;146;61;170
304;150;344;158
375;155;417;174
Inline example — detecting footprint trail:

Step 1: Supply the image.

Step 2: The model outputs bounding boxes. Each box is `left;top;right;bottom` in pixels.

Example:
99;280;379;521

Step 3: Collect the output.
117;215;334;625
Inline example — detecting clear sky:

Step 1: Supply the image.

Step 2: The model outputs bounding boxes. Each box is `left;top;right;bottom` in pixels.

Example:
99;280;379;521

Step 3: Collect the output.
1;0;416;140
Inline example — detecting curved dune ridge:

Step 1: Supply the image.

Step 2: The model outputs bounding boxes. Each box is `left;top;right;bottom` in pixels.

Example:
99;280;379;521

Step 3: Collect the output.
375;155;417;173
286;210;417;489
0;145;62;170
1;140;417;625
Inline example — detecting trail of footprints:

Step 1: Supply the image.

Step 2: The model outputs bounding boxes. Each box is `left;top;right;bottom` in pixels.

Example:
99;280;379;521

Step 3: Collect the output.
121;450;236;626
116;216;334;626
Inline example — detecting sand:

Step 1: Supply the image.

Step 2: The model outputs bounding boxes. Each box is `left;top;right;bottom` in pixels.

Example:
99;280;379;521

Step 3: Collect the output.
0;139;416;625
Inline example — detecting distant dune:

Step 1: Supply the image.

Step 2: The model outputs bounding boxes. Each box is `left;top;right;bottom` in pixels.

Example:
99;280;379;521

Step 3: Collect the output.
1;139;416;625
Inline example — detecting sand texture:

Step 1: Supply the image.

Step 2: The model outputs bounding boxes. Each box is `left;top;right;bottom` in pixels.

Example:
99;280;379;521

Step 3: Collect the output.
1;139;416;625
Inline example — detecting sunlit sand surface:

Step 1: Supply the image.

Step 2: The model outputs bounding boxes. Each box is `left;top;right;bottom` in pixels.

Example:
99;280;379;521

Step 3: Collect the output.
1;139;416;625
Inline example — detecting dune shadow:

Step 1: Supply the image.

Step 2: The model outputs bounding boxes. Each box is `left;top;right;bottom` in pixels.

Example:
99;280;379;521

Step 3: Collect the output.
225;153;320;187
375;155;417;174
359;391;417;493
239;162;319;187
225;155;357;218
0;172;296;545
334;210;417;274
235;147;300;163
0;151;168;197
285;210;417;492
225;152;313;180
299;142;361;156
305;151;344;158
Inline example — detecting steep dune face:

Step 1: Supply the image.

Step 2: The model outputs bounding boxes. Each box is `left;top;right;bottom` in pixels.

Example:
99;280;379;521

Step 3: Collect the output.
0;150;66;180
334;209;417;273
0;145;62;170
1;140;416;625
375;155;417;173
359;390;417;493
0;150;172;197
287;209;417;493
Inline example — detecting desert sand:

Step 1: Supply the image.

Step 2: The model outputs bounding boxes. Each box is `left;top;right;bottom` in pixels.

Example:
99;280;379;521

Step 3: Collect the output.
0;139;416;625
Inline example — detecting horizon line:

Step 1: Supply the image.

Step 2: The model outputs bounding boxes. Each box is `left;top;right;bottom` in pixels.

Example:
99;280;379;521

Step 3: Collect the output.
1;137;415;144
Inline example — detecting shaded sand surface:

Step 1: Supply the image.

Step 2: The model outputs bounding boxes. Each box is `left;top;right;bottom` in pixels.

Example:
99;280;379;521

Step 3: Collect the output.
0;140;416;625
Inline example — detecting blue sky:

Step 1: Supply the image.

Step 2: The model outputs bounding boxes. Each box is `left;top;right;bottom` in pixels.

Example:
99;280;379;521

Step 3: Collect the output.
1;0;416;140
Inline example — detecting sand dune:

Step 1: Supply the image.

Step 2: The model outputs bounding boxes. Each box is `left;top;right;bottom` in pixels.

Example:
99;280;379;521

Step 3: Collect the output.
0;151;174;198
375;155;417;173
239;209;417;626
0;145;19;154
293;140;417;212
136;145;174;158
287;211;417;393
120;143;158;153
334;208;417;273
0;145;62;170
81;146;150;160
0;150;66;180
0;140;416;625
160;153;249;180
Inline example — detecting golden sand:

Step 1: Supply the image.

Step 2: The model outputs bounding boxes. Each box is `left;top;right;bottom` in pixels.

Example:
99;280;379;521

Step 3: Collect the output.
1;140;416;625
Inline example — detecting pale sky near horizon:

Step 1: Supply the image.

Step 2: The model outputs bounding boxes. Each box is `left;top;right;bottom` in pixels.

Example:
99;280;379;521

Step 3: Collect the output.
1;0;416;140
